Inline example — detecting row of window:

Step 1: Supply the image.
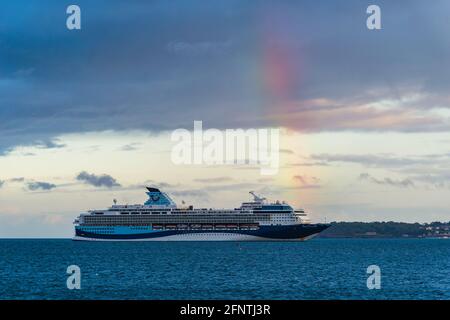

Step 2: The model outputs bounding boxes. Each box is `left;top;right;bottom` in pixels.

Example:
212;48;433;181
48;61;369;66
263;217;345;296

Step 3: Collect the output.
84;214;271;219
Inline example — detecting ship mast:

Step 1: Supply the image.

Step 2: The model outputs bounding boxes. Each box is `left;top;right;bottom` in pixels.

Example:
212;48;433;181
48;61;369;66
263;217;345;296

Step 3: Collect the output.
249;191;266;203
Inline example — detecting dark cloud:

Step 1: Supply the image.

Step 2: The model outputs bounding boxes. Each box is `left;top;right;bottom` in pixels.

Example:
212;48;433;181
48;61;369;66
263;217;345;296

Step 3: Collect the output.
359;173;414;188
27;181;57;191
0;180;4;188
34;139;66;149
76;171;121;188
0;139;65;156
1;0;450;153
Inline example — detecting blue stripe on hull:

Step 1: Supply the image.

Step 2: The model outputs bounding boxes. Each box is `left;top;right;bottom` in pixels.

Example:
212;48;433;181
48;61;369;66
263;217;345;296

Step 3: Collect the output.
75;224;330;240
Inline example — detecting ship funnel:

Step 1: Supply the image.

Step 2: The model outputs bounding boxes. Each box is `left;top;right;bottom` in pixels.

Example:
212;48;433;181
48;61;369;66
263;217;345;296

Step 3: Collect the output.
144;187;176;207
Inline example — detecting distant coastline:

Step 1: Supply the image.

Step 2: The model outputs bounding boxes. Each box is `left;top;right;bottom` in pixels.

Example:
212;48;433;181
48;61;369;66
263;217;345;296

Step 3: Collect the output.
318;221;450;239
1;222;450;239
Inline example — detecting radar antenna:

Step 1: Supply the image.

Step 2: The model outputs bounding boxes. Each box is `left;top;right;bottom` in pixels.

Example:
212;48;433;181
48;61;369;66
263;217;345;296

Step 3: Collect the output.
249;191;266;203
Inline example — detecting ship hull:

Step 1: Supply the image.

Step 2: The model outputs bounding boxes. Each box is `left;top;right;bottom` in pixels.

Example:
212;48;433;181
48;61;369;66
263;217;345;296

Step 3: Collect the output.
73;224;330;242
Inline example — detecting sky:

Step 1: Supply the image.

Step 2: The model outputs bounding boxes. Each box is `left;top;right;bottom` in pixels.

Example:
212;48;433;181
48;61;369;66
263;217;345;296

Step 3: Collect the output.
0;0;449;237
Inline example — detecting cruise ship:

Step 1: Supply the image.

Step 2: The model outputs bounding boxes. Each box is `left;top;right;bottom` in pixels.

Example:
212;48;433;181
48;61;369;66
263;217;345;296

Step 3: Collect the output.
73;187;330;241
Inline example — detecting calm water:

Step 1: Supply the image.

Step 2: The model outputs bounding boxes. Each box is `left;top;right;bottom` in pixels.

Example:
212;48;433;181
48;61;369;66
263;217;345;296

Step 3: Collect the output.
0;238;449;300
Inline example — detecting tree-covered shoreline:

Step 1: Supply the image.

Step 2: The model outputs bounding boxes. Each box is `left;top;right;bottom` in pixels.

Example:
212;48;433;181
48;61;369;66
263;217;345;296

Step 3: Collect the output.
318;221;450;238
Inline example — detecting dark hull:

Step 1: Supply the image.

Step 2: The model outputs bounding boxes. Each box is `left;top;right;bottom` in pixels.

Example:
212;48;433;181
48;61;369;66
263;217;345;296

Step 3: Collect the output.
74;224;330;241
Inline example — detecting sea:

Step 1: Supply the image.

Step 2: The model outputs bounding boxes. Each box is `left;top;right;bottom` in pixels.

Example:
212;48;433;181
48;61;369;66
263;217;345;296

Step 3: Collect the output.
0;238;449;300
